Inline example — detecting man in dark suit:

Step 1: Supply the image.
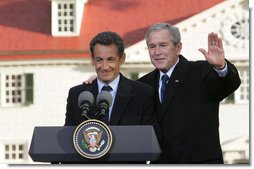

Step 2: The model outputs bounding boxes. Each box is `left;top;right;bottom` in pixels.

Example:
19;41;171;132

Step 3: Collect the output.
64;31;158;132
138;23;241;163
64;31;160;164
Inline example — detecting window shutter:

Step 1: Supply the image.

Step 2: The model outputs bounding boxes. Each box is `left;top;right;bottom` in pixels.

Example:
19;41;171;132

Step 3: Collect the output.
225;92;235;104
25;73;34;105
130;73;139;80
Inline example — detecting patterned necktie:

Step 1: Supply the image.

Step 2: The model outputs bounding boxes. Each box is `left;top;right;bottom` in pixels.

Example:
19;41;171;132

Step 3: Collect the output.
160;74;169;102
101;85;112;124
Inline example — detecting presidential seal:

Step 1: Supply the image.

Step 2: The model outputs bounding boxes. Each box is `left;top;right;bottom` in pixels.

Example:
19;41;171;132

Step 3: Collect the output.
73;119;113;159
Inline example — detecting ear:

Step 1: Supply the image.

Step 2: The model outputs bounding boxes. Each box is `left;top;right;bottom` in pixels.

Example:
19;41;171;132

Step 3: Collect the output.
120;53;126;65
176;42;182;55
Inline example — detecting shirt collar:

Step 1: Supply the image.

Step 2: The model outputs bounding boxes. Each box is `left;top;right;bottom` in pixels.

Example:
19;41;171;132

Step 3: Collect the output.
97;74;120;93
159;57;179;80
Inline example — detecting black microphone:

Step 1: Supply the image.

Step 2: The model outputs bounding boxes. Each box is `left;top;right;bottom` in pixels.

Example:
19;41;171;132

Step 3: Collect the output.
78;91;94;119
96;91;113;119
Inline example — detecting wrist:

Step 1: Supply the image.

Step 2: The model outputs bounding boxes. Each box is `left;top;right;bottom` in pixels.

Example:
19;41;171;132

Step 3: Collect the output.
214;61;226;70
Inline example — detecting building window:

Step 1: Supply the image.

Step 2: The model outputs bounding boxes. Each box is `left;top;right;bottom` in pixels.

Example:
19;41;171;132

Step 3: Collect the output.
0;73;33;107
5;75;23;105
4;143;27;162
235;69;249;103
57;2;75;33
231;19;249;40
239;70;249;100
222;68;249;104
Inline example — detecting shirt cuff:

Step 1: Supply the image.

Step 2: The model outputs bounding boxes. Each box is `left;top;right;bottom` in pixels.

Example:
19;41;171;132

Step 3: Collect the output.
213;61;228;77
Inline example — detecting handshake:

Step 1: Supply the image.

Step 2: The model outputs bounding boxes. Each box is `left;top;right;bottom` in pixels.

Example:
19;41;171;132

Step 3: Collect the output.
78;91;113;120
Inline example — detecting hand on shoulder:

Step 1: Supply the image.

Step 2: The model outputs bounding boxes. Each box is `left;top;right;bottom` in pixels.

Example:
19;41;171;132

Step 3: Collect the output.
82;75;97;85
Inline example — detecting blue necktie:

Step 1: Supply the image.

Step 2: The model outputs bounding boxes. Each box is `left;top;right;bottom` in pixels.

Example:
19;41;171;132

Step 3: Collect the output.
160;74;169;102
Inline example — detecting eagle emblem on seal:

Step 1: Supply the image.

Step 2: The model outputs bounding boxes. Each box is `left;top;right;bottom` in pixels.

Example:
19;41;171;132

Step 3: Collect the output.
82;127;105;152
73;119;112;159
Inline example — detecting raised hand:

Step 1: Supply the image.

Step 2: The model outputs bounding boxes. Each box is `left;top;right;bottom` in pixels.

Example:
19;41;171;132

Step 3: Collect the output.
198;32;225;69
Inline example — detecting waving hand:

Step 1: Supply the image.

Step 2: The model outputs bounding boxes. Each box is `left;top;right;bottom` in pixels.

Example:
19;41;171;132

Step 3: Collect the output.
199;32;225;69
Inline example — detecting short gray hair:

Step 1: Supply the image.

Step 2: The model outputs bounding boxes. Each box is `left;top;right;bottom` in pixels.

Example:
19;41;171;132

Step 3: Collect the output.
145;22;181;46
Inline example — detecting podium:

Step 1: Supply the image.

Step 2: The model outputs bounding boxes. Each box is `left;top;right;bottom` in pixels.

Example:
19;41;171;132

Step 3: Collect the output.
29;125;161;163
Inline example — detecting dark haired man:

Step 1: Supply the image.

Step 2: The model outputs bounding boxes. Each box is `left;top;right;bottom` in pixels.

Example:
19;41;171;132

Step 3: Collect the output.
64;32;159;157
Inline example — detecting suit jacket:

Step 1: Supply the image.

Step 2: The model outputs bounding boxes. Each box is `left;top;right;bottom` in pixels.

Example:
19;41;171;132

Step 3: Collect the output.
65;73;158;127
64;74;160;164
138;55;241;164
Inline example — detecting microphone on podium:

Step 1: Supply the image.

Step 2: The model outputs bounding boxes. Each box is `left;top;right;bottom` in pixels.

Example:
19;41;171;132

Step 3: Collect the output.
78;91;94;119
96;91;113;120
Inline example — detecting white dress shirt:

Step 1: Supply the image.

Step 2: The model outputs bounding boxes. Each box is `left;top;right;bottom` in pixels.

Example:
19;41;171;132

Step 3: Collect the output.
97;74;120;121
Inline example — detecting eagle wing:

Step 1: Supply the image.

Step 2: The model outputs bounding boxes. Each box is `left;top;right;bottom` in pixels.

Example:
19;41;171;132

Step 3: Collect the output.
83;131;90;143
96;131;103;144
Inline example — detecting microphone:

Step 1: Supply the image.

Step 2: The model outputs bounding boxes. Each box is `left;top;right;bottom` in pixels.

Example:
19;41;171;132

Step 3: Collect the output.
96;91;113;119
78;91;94;119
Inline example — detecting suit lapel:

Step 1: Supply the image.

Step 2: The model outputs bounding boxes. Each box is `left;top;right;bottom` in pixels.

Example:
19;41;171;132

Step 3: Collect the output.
86;80;99;96
110;74;132;125
85;80;99;116
158;56;189;121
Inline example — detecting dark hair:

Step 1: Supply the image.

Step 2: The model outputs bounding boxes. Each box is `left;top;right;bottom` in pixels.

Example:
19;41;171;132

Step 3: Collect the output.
89;31;125;58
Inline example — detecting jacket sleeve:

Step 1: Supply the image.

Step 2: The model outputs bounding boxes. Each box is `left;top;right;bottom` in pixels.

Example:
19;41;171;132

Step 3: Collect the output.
202;59;241;101
141;85;161;143
64;88;76;126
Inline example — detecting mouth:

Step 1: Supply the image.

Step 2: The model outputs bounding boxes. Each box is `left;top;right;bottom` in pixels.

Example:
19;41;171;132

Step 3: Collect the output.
101;70;110;74
155;58;165;61
100;71;112;78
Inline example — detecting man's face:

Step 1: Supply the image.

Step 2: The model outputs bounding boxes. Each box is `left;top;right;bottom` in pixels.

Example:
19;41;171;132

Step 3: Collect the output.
147;29;182;73
91;44;125;83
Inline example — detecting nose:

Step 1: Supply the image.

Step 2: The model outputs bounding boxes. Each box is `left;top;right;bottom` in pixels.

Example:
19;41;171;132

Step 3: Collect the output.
101;60;109;70
155;46;161;55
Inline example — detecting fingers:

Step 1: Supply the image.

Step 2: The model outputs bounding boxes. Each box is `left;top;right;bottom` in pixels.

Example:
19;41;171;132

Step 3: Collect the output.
198;48;208;59
218;37;223;49
90;75;97;81
208;32;223;48
208;32;218;46
83;79;93;85
208;33;212;46
82;80;90;85
82;75;97;85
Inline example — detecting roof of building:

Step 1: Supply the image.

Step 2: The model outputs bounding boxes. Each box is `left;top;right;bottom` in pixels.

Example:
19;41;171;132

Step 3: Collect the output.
0;0;223;60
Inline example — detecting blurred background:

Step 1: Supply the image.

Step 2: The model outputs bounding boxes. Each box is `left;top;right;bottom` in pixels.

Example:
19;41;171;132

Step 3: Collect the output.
0;0;250;164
